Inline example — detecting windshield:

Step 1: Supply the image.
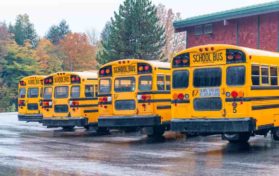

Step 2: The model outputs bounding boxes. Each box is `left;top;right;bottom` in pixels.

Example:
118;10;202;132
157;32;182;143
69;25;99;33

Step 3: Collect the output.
19;88;26;98
71;86;80;98
27;88;39;98
139;75;152;91
99;79;111;94
55;86;68;98
227;66;245;86
43;87;52;99
194;68;221;87
114;77;135;92
172;70;189;89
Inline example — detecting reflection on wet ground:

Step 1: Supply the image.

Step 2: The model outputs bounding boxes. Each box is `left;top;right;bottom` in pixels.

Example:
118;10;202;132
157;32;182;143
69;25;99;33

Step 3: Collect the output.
1;113;279;176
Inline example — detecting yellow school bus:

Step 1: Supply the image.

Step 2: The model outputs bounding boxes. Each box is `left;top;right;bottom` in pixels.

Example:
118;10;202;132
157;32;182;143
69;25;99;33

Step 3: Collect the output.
171;44;279;143
18;75;46;122
41;71;99;131
98;59;171;137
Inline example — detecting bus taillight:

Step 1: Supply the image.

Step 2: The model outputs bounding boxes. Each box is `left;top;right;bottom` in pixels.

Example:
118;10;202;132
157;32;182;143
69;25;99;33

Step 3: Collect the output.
18;100;25;106
173;93;178;100
231;91;238;98
71;75;81;83
70;101;79;106
137;94;151;101
44;77;53;85
19;81;26;86
178;93;184;100
43;101;52;107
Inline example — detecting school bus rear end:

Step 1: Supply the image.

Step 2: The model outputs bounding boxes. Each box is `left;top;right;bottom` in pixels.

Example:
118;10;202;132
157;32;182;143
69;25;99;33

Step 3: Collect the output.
98;59;171;137
18;75;45;122
41;72;98;130
171;44;279;142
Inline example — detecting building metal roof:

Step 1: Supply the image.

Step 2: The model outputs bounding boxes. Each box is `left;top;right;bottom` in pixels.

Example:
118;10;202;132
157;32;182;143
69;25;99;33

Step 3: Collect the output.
174;1;279;30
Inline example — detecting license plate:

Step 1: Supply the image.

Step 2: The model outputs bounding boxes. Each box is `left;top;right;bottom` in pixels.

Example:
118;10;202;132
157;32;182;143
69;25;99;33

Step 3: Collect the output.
199;88;220;97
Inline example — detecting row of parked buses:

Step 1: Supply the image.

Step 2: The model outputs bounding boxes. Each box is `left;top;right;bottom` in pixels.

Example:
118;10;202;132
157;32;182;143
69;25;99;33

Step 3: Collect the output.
17;44;279;143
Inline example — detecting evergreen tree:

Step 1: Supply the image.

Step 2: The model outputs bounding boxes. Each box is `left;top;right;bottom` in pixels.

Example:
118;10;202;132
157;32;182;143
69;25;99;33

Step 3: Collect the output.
98;0;165;63
0;41;38;111
97;22;112;65
9;14;38;47
46;20;71;45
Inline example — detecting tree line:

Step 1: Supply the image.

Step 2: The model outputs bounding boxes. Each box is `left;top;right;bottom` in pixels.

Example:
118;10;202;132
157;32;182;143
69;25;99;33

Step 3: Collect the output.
0;0;185;112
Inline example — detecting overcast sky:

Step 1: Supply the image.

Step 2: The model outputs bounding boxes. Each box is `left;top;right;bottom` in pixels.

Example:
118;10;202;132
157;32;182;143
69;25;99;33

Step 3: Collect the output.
0;0;276;37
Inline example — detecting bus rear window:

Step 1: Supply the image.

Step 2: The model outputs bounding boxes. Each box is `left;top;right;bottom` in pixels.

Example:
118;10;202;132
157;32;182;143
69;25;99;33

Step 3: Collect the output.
227;66;245;86
19;88;26;98
55;86;68;98
194;68;221;87
71;86;80;98
172;70;189;89
28;88;39;98
43;87;52;99
139;75;152;91
114;77;135;92
99;79;111;94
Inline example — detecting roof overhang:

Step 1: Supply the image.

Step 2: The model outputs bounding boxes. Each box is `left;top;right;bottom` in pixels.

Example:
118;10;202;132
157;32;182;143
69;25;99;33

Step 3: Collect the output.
174;1;279;31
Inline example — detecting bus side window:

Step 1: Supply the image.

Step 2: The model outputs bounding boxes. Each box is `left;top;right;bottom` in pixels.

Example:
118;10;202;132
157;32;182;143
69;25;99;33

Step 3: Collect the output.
94;85;98;97
166;75;170;90
261;66;269;85
157;75;165;91
270;66;278;85
252;65;260;85
85;85;94;98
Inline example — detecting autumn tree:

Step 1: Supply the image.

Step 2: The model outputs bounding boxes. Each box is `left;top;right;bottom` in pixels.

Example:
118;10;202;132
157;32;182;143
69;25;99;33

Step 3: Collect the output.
97;0;165;64
156;4;186;61
9;14;38;47
59;33;97;71
46;20;71;45
35;39;63;74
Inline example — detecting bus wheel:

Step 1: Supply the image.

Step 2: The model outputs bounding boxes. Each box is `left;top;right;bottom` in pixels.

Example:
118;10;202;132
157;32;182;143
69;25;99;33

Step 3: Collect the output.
223;133;250;143
147;126;165;138
96;127;110;134
62;126;75;131
272;128;279;141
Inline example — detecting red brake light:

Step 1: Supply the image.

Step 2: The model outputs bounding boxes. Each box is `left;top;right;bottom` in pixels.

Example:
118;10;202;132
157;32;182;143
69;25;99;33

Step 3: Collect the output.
178;93;184;100
100;69;105;75
235;53;242;59
144;65;149;71
205;47;209;51
175;59;181;64
102;97;108;102
142;95;147;101
231;91;238;98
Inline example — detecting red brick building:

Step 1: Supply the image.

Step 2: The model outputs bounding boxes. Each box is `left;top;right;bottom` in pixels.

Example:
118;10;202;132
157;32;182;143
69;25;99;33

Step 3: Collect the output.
174;1;279;52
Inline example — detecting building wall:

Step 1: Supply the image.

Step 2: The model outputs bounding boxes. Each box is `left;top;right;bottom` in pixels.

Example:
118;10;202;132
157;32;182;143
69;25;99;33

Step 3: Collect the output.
186;12;279;51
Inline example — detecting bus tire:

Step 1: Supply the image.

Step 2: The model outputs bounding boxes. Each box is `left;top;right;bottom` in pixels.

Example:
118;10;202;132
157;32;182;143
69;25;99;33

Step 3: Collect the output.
62;126;75;131
96;127;110;134
272;128;279;141
147;126;165;138
223;133;250;143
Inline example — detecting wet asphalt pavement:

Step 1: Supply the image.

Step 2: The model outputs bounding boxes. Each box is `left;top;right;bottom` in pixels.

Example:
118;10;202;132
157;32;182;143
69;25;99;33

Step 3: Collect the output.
1;113;279;176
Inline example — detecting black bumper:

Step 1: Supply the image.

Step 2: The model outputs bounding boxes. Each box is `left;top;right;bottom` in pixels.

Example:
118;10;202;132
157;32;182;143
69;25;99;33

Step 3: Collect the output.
171;118;256;134
42;118;88;128
18;114;43;122
98;115;161;128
